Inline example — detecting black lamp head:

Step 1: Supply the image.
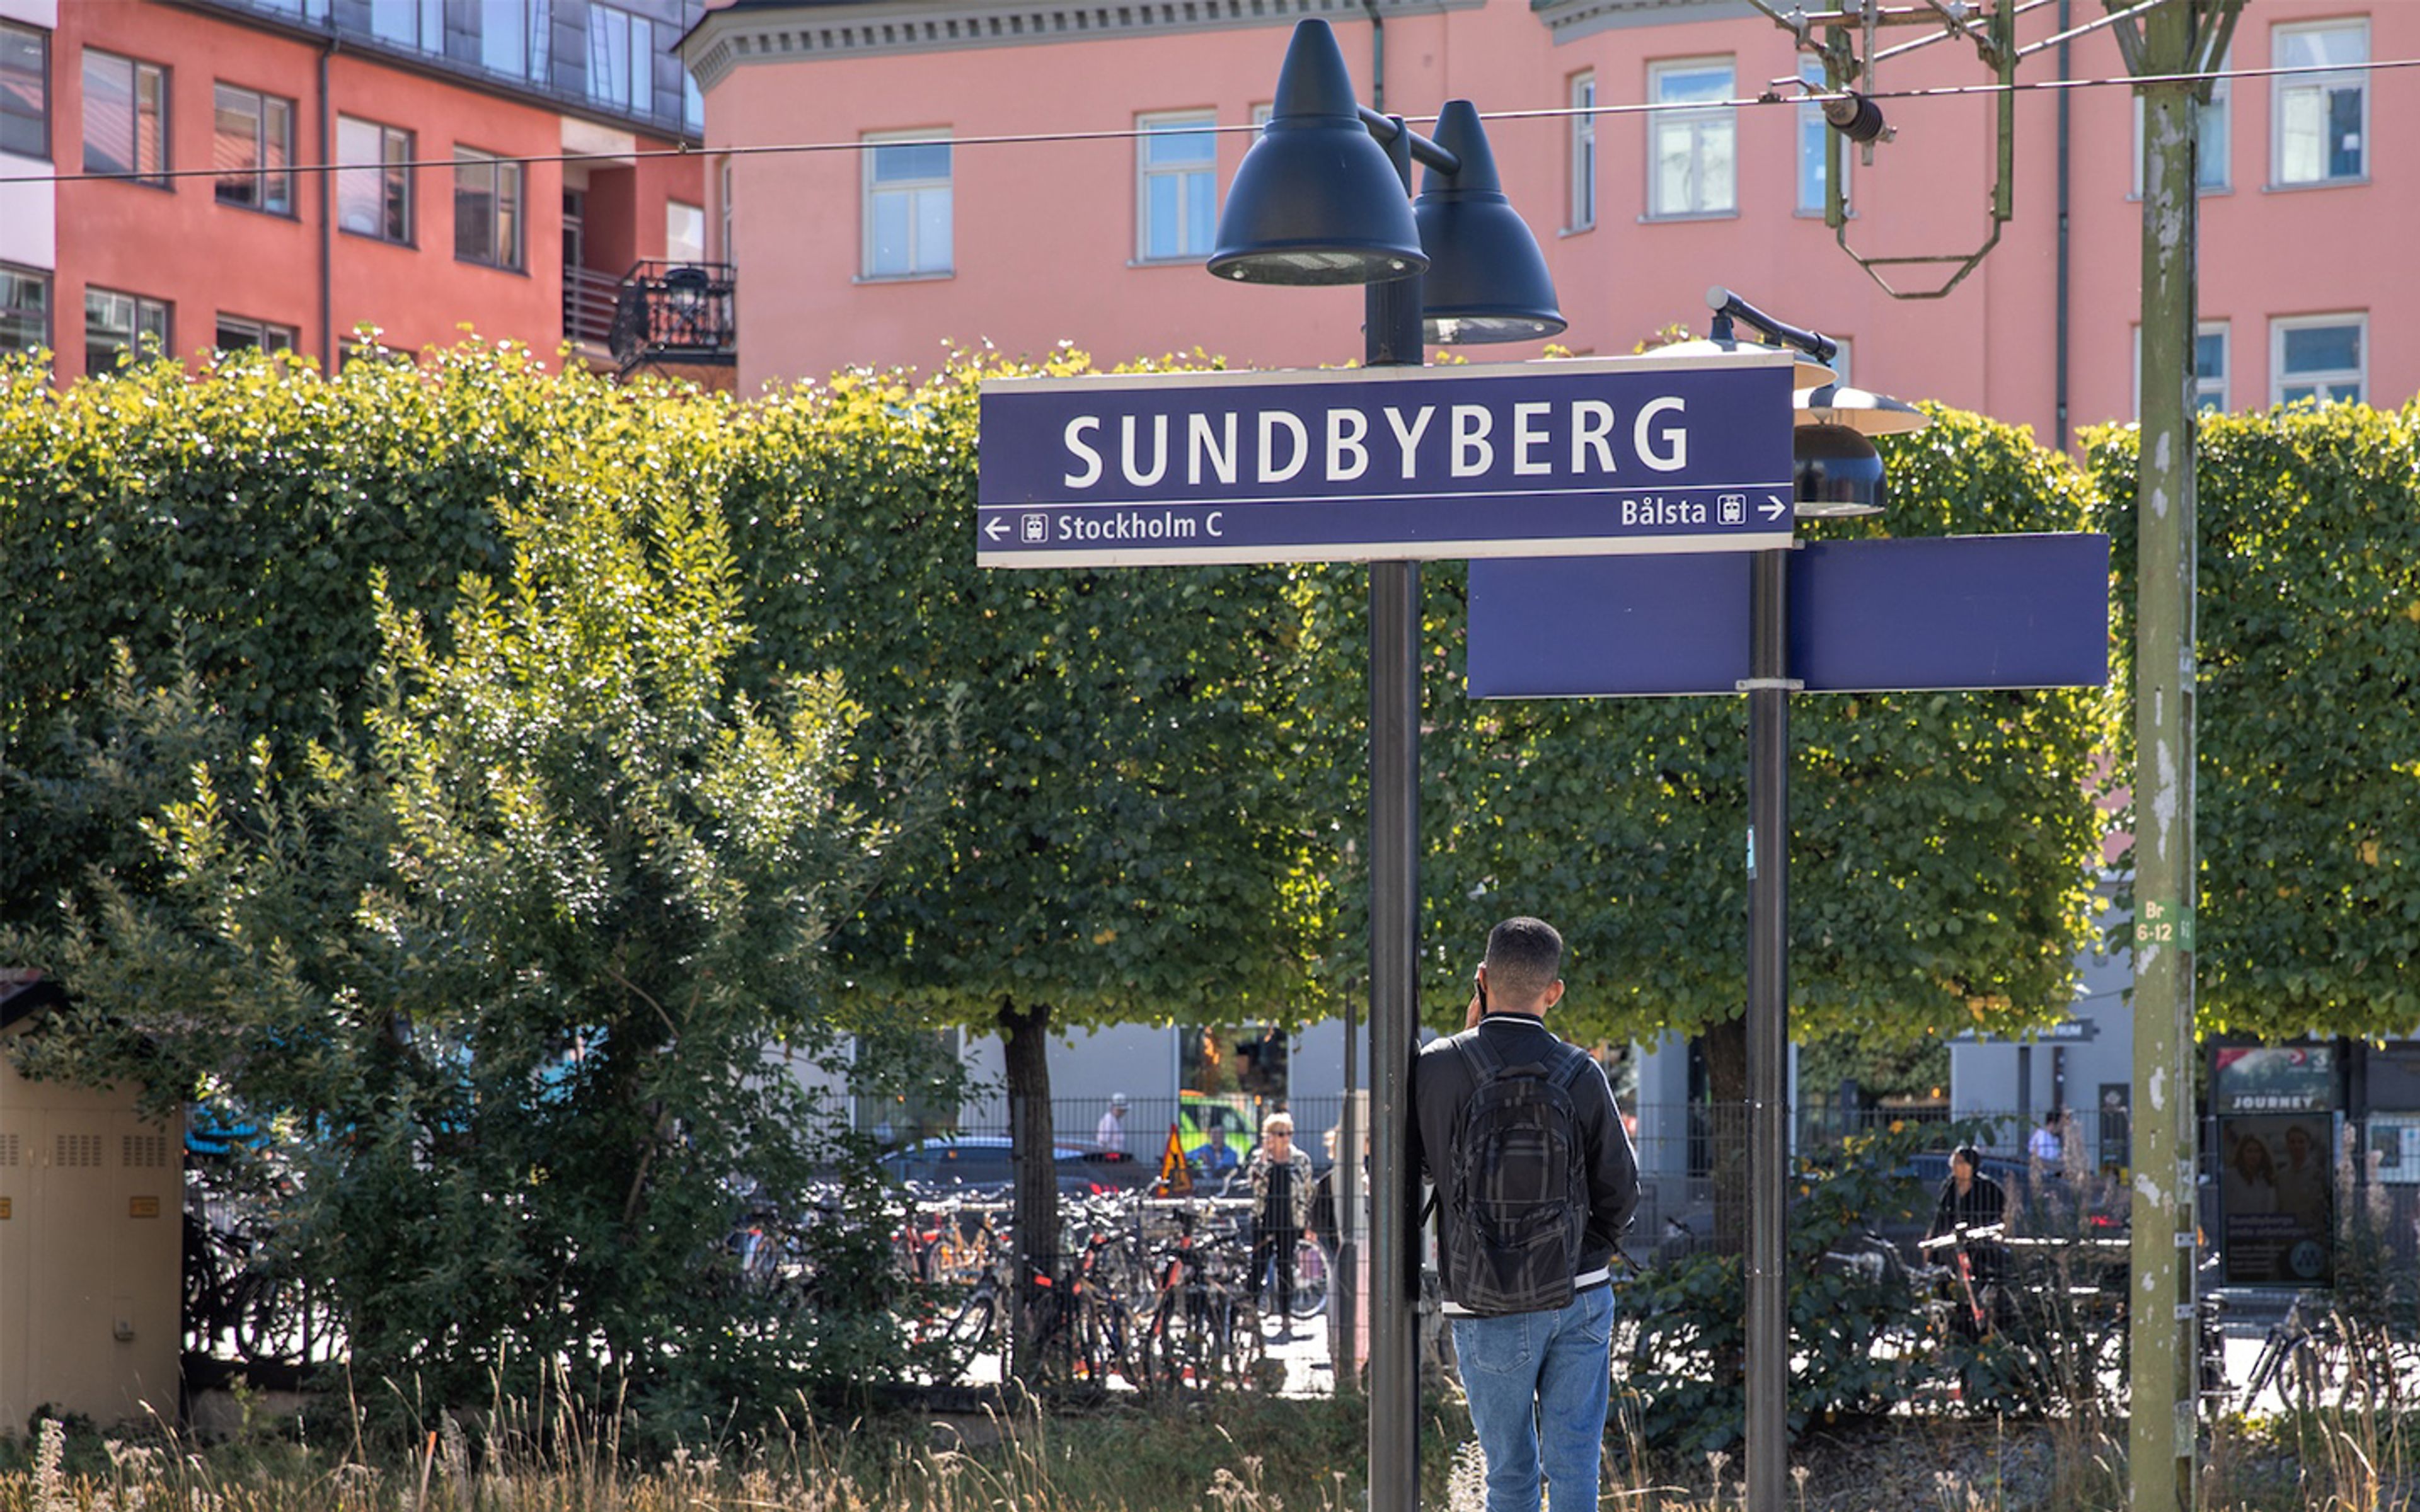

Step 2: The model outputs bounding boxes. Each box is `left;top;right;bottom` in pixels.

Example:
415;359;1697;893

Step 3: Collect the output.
1793;421;1886;518
1207;19;1427;286
1414;101;1565;344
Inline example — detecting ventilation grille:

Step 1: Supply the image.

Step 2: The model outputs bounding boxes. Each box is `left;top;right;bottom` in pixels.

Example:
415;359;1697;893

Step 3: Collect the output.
56;1133;104;1169
0;1132;18;1166
124;1133;171;1169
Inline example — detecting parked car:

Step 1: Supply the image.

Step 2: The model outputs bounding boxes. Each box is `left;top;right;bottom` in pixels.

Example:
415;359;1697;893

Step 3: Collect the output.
880;1135;1153;1197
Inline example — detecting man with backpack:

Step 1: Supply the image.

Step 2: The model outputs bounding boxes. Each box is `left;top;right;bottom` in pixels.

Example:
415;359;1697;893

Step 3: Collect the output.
1412;917;1640;1512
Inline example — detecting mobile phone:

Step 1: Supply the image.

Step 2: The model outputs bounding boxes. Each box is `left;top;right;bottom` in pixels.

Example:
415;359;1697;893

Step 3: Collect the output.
1475;969;1489;1018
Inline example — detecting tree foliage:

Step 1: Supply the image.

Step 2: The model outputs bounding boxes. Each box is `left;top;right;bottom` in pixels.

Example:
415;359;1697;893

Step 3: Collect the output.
1318;404;2112;1051
2088;403;2420;1040
3;346;950;1432
722;352;1341;1316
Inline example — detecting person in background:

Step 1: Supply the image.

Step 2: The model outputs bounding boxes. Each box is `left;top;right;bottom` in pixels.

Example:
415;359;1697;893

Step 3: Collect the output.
2028;1110;2063;1167
1926;1146;2010;1285
1245;1112;1317;1340
1095;1092;1131;1154
1191;1123;1242;1183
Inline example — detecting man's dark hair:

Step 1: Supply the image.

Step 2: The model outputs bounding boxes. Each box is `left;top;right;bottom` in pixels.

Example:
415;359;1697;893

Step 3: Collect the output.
1952;1145;1983;1172
1484;917;1564;1007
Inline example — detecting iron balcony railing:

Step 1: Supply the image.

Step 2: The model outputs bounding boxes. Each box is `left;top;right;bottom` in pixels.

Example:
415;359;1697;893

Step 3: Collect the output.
609;261;735;374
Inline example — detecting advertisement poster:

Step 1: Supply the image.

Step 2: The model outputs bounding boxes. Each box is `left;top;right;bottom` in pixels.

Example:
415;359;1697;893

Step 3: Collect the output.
2218;1114;2335;1286
2213;1044;2337;1113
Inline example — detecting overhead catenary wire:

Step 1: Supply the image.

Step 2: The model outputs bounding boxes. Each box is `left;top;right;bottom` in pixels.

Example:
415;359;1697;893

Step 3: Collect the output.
3;50;2414;188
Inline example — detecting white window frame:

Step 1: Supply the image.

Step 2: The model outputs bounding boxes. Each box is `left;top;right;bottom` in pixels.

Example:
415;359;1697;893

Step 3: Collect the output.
2130;321;2228;416
861;129;952;280
214;313;296;354
2271;18;2368;188
666;199;705;265
2131;54;2230;195
84;285;170;371
0;261;50;357
1569;72;1596;231
1795;59;1850;215
586;4;654;117
336;115;413;243
452;144;524;271
213;81;296;215
83;49;169;186
718;158;735;267
1;21;49;161
2270;314;2365;407
1135;110;1218;264
1646;56;1736;219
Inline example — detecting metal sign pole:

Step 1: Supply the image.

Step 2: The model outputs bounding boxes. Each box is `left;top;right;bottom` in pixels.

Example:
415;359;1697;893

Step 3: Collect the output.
1364;118;1424;1512
1744;546;1794;1511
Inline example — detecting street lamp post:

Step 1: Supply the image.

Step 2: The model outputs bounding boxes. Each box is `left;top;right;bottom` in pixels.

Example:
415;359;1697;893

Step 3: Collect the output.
1209;23;1564;1509
1692;288;1927;1512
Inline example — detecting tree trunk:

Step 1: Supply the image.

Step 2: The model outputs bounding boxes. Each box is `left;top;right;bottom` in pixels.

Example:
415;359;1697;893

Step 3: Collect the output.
1703;1014;1750;1254
1000;1000;1059;1385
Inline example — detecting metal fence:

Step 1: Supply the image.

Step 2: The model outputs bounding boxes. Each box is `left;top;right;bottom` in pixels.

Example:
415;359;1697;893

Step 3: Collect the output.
879;1098;2420;1277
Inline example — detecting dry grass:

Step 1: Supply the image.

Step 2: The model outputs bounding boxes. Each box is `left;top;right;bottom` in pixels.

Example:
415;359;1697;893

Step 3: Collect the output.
4;1390;2416;1511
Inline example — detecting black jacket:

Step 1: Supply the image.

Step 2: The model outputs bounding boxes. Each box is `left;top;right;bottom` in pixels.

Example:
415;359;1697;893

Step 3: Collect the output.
1410;1015;1640;1304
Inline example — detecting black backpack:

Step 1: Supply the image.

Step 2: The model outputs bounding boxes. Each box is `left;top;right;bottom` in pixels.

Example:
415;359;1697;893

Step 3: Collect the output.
1442;1029;1594;1316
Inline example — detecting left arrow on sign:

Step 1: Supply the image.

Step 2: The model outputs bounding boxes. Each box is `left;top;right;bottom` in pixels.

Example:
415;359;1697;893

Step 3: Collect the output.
984;517;1012;541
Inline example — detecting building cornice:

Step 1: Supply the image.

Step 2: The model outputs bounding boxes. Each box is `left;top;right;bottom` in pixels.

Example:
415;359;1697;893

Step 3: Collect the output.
1528;0;1756;45
683;0;1485;89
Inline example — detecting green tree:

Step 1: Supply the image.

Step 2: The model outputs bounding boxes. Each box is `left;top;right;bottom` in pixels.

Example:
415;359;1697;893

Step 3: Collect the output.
5;350;948;1432
2089;403;2420;1038
1318;405;2111;1240
726;354;1339;1349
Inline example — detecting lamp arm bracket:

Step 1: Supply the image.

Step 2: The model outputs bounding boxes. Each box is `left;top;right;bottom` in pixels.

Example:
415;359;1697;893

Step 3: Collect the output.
1356;106;1460;178
1707;287;1838;364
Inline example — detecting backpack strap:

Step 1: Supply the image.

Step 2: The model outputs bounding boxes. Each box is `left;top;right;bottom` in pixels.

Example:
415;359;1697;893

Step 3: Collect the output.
1459;1026;1506;1080
1545;1043;1593;1091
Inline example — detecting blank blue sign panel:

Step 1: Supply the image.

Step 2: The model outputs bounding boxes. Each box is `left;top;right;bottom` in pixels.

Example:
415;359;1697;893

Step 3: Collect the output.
1466;533;2110;699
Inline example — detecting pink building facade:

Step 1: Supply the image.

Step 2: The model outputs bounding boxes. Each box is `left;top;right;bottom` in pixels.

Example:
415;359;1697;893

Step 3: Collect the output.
685;0;2404;449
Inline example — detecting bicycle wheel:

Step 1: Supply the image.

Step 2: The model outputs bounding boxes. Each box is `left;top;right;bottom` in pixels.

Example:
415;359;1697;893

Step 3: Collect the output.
1150;1291;1218;1392
943;1287;999;1350
1079;1292;1136;1385
1291;1238;1331;1319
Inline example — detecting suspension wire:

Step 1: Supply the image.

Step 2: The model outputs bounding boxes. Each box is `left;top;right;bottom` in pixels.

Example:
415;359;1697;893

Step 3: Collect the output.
3;50;2412;188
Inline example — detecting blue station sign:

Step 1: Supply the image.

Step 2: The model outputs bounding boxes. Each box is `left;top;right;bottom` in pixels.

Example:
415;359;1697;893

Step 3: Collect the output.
976;352;1797;567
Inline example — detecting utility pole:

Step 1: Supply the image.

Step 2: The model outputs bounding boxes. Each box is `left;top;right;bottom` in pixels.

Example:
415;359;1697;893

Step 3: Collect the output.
2121;3;2240;1509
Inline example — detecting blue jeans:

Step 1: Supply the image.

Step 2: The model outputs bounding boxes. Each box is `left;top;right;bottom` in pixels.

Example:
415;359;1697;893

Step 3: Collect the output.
1450;1286;1614;1512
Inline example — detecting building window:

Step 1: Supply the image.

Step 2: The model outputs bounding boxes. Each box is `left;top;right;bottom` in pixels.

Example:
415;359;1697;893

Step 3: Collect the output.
1;22;49;161
479;0;548;82
1648;57;1735;218
367;0;442;52
718;158;734;266
1136;111;1217;263
1;263;49;355
587;5;654;117
1567;72;1596;231
667;200;705;265
2273;20;2366;186
1797;59;1852;214
2271;315;2363;406
215;313;295;353
2195;324;2228;411
2132;58;2230;193
84;285;170;371
2131;322;2228;415
863;131;951;278
83;50;168;185
453;146;524;270
213;83;294;214
336;117;412;242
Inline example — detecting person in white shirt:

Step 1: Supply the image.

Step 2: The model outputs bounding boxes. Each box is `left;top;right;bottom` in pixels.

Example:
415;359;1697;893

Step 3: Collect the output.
2027;1112;2063;1168
1095;1092;1131;1154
